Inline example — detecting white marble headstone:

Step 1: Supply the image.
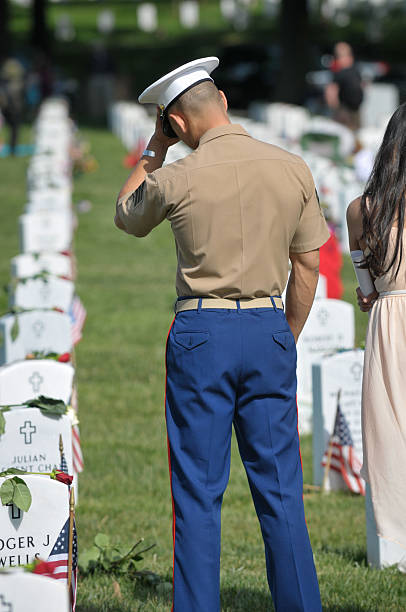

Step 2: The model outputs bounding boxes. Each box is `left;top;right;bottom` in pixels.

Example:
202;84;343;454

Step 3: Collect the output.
25;187;72;211
179;1;199;27
137;3;157;32
10;278;74;312
0;408;73;475
11;253;73;280
0;571;70;612
19;212;73;254
365;484;406;571
0;360;74;405
0;311;72;366
0;475;70;568
220;0;236;20
296;298;354;433
312;349;364;491
360;82;399;129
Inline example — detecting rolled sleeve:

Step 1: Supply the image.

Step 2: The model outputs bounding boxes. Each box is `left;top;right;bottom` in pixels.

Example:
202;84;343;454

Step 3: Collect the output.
290;166;330;253
116;173;166;237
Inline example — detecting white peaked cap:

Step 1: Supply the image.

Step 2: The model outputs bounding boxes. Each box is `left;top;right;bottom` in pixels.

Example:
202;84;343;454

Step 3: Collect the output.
138;57;220;110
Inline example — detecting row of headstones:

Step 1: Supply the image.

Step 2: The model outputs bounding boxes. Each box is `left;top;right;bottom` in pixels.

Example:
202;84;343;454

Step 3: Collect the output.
118;0;259;33
0;98;83;611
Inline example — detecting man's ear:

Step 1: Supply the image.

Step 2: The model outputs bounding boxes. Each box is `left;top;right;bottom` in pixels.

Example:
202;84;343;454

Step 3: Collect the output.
168;111;188;135
218;90;228;112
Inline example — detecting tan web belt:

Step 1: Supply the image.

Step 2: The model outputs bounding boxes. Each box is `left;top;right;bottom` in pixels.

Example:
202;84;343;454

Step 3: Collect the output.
175;297;284;313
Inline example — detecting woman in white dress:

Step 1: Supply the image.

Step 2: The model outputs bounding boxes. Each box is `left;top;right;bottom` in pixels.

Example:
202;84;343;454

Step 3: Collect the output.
347;102;406;549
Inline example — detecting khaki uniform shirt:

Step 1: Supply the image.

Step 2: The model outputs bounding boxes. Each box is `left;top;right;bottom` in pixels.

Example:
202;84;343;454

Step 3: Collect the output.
117;124;330;298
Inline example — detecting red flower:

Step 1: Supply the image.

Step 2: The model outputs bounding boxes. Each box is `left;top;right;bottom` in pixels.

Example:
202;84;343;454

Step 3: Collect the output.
58;352;71;363
33;560;57;577
54;470;73;485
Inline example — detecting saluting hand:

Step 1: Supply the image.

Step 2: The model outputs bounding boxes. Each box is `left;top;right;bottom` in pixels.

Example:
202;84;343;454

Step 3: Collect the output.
151;107;179;149
356;286;378;312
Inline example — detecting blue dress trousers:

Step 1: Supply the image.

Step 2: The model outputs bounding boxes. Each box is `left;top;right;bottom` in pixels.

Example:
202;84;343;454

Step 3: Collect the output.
165;303;322;611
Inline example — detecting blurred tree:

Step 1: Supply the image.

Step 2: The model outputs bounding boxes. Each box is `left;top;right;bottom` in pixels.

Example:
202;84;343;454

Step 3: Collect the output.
31;0;51;53
275;0;309;104
0;0;10;60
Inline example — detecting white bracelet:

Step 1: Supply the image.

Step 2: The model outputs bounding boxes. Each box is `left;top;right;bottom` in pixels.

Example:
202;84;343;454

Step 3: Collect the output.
143;149;156;158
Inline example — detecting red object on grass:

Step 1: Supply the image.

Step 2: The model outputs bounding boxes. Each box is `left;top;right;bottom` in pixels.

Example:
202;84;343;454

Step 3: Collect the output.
319;225;343;299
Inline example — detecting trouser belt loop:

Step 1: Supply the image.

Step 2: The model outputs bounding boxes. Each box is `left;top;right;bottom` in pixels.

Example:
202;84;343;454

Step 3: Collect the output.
197;297;203;313
236;298;241;313
270;296;277;312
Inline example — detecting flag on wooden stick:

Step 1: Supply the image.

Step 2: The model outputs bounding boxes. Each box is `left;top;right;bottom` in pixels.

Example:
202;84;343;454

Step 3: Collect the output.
322;390;365;495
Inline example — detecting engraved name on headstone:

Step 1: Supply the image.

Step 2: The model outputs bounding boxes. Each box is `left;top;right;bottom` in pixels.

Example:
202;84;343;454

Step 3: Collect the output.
0;476;69;569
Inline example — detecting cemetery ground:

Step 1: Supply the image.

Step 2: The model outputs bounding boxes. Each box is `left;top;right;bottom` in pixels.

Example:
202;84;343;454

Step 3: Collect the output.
1;126;405;611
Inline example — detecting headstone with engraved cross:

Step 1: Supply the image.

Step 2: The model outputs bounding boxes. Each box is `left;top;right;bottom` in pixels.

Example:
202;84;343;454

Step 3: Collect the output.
0;475;71;571
296;298;354;434
10;253;74;281
0;311;72;366
137;3;157;32
312;349;364;491
0;571;70;612
19;211;73;254
0;406;73;475
179;1;199;28
0;360;74;406
10;278;75;313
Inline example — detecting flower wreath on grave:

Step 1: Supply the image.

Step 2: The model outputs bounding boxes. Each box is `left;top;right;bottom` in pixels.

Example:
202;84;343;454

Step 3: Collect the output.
25;350;71;362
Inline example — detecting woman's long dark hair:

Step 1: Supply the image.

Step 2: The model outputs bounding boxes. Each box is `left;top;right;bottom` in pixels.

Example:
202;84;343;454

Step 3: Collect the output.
361;102;406;279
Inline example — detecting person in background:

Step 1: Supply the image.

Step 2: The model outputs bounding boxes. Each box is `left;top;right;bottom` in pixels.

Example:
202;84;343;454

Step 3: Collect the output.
0;57;25;155
347;102;406;555
325;42;363;131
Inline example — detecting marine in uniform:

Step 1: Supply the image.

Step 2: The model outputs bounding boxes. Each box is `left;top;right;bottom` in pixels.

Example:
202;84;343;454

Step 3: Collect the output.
115;58;330;612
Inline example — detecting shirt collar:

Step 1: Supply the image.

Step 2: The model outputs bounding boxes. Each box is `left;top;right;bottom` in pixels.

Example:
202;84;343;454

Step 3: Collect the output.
198;123;250;146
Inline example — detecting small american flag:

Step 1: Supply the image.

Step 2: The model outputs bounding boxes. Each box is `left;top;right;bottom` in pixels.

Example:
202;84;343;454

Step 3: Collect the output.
60;447;69;474
69;296;86;345
70;386;84;473
72;424;84;473
322;404;365;495
46;518;78;610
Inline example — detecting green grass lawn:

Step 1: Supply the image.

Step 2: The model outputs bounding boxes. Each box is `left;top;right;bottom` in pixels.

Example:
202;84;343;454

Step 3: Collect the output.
0;124;405;611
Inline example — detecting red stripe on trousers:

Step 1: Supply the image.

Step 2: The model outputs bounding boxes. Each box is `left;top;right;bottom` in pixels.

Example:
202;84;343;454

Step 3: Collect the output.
165;316;176;611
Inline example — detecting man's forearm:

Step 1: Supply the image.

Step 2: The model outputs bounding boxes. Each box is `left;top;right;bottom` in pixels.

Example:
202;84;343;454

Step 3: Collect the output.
285;252;319;342
117;136;168;200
